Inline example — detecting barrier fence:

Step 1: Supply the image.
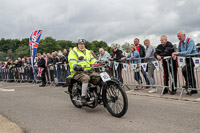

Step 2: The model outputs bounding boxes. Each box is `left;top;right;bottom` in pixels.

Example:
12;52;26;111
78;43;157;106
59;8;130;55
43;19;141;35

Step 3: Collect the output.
107;54;200;99
0;64;70;86
0;54;200;99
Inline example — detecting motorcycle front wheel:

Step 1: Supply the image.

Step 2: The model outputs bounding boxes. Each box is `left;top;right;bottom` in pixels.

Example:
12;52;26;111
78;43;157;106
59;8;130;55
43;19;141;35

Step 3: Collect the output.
103;81;128;117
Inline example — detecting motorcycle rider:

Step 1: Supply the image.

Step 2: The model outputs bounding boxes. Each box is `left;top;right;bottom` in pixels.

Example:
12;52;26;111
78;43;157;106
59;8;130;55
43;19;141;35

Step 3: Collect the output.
68;38;97;104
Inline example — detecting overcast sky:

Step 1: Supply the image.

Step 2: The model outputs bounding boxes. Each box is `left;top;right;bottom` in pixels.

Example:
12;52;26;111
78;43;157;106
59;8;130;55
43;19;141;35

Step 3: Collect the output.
0;0;200;47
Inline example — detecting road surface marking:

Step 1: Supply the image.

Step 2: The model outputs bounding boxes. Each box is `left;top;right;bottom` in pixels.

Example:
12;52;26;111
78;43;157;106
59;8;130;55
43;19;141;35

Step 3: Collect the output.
2;85;33;89
0;88;15;92
196;98;200;101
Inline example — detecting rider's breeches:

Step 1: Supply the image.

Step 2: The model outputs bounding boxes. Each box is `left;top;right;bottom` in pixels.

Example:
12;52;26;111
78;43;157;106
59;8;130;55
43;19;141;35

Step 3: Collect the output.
74;73;90;96
73;72;98;96
74;73;91;83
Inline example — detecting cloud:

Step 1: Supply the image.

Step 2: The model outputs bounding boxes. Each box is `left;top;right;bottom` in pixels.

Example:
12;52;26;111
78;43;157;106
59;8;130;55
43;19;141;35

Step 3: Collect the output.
0;0;200;47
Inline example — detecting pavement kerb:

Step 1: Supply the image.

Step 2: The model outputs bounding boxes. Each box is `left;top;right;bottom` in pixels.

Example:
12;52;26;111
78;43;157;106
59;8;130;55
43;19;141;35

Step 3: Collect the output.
126;89;200;103
0;114;23;133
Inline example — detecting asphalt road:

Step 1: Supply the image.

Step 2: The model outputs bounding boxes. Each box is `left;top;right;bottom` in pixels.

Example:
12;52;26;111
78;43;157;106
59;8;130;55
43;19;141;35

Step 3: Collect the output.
0;82;200;133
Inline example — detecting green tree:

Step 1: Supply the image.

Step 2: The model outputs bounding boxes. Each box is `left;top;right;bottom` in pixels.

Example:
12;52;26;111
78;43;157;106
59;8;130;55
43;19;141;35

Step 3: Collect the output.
38;37;57;53
15;45;30;58
7;49;15;60
0;51;6;61
0;37;113;60
111;43;121;49
122;43;130;53
56;40;75;52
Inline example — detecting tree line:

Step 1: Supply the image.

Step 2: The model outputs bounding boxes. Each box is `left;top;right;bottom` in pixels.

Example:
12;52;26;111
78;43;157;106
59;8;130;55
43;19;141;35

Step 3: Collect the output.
0;37;113;61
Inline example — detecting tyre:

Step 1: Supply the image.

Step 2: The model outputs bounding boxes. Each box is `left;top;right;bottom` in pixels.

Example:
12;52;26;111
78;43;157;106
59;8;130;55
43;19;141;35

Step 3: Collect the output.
103;81;128;117
69;83;82;108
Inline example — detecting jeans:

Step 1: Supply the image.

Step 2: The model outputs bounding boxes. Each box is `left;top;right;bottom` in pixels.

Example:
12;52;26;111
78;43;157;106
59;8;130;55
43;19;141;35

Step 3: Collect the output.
57;69;62;85
141;67;150;85
134;72;142;82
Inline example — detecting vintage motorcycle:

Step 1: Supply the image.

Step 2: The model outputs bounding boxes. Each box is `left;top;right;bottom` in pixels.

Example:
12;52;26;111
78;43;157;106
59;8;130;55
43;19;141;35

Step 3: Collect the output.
66;63;128;118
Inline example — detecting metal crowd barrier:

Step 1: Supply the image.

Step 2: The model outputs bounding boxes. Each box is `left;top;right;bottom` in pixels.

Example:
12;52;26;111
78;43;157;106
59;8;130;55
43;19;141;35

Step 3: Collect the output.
107;57;166;90
107;54;200;99
0;64;71;87
175;54;200;99
0;65;35;83
45;64;70;86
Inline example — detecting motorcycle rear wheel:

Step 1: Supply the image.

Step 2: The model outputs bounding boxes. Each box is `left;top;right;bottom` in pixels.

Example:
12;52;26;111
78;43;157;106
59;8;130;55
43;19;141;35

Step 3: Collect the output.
69;86;82;108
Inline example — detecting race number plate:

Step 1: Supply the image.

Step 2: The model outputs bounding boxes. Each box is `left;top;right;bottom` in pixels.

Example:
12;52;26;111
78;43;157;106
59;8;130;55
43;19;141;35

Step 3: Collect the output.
100;72;111;82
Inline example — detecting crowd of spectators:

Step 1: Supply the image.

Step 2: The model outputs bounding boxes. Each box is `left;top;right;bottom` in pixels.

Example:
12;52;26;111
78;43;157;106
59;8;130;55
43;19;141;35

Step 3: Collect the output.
0;48;72;87
0;30;199;95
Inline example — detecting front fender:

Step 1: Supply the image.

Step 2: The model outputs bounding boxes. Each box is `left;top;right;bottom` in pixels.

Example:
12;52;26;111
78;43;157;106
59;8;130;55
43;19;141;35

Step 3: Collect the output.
102;78;121;108
105;78;120;86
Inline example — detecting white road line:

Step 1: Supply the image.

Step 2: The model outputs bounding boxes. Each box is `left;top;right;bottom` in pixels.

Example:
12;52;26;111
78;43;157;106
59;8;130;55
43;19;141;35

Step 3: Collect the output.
2;85;34;89
0;88;15;92
196;98;200;101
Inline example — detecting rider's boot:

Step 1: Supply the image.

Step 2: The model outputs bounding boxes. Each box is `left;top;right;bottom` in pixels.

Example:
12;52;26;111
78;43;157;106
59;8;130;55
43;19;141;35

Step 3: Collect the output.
81;96;87;105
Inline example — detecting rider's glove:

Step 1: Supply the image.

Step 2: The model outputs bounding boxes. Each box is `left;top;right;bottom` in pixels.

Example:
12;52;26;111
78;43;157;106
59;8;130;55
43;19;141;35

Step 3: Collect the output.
97;61;104;65
74;65;83;71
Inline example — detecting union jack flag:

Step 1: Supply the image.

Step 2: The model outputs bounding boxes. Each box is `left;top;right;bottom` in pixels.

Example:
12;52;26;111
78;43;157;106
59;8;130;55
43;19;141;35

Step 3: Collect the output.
29;30;43;80
37;67;44;77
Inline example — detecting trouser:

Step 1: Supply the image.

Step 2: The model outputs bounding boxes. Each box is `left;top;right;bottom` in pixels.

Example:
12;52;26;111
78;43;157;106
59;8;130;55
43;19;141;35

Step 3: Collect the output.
29;67;34;81
67;65;71;77
45;69;49;82
0;72;2;80
134;72;142;83
73;72;98;83
15;70;19;81
141;67;150;85
56;69;61;85
61;68;67;85
182;65;196;88
9;70;14;82
41;68;46;85
115;67;123;83
147;64;156;88
162;60;177;91
50;70;54;81
22;72;26;81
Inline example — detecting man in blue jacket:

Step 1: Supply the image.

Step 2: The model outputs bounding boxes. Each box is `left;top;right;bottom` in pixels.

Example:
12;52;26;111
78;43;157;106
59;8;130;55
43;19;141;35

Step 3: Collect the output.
172;30;198;94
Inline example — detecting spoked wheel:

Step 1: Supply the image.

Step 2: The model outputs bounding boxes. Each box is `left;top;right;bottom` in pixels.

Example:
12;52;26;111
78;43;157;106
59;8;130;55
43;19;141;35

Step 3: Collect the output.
103;81;128;117
69;86;82;108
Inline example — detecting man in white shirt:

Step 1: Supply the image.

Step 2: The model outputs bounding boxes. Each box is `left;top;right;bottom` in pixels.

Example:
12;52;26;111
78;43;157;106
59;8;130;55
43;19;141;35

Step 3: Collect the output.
98;48;111;62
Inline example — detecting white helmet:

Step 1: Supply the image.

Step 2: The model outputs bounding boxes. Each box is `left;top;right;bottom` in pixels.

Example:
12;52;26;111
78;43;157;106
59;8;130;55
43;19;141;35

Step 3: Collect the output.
76;38;86;45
